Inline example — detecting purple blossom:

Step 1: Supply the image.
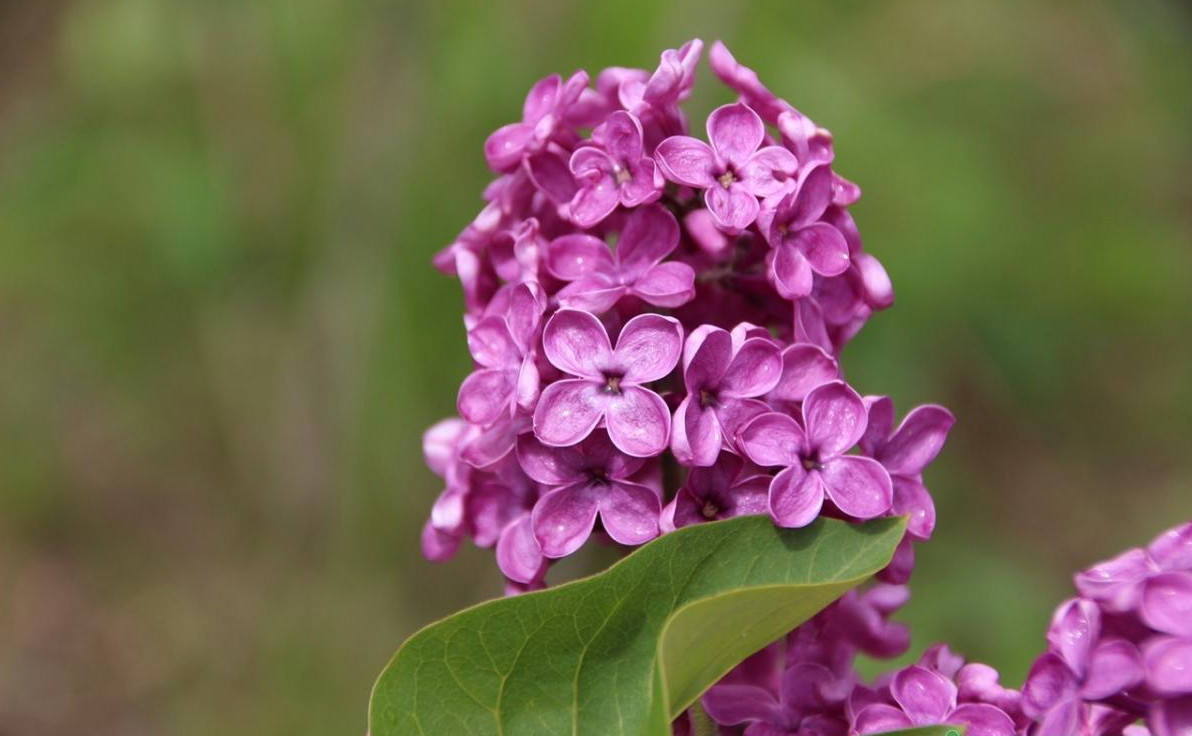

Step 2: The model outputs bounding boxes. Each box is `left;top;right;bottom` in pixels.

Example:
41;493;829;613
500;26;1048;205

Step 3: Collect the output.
851;665;1017;736
533;308;681;457
484;71;590;172
456;282;545;426
565;111;662;227
671;323;783;466
660;453;770;531
518;430;660;557
548;204;695;313
1074;521;1192;615
655;103;797;231
739;381;893;528
758;165;852;300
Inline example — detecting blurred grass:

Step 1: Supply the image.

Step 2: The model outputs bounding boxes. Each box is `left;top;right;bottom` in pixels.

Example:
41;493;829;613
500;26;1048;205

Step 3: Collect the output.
0;0;1189;733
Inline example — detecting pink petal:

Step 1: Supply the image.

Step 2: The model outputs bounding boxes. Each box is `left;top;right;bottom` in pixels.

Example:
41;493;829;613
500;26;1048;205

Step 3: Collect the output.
461;415;526;468
457;368;514;425
595;109;644;163
880;404;957;477
717;398;772;452
1083;639;1144;699
1047;598;1102;677
1149;697;1192;736
770;241;815;300
1034;700;1082;736
767;465;824;528
632;261;696;308
702;683;783;726
532;379;606;447
555;276;627;313
720;338;782;399
605;387;671;457
1142;572;1192;637
855;252;895;309
860;395;896;457
531;483;599;558
566;175;619;228
620;159;660;207
516;357;539;411
1022;652;1079;717
467;316;521;368
706;183;760;231
893;476;936;540
891;665;957;725
484;122;533;172
769;344;839;405
740;146;798;198
795;223;851;277
516;433;586;485
654;135;717;188
671;395;722;467
1143;636;1192;695
569;145;613;177
786;165;835;229
1150;521;1192;571
1074;547;1152;611
739;412;807;467
802;381;868;458
547;234;614;281
522;74;561;123
948;703;1016;736
820;456;893;520
707;102;764;166
613;313;683;384
683;325;732;391
615;203;680;279
542;308;613;378
422;417;468;477
525;148;576;205
853;704;914;735
496;515;546;584
421;518;460;562
599;480;661;546
506;281;545;349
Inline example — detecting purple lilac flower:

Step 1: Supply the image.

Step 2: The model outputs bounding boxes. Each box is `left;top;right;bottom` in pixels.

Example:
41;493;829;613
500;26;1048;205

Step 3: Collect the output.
517;430;660;557
739;381;893;528
671;322;783;466
660;453;769;531
456;282;545;426
655;102;798;231
534;308;681;457
850;665;1017;736
484;71;590;172
1075;521;1192;615
565;111;662;227
758;165;851;300
548;204;695;312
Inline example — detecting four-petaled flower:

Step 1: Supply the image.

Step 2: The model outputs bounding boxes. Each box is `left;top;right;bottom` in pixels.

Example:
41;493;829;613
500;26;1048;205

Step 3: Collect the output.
565;110;662;227
518;430;660;557
548;204;696;313
484;71;590;172
739;381;893;528
655;102;797;231
456;282;545;426
534;308;682;457
758;165;851;300
853;665;1017;736
671;323;783;466
661;453;770;531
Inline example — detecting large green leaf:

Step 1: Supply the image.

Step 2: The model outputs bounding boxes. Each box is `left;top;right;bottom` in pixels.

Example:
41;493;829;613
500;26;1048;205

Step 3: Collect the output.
370;515;906;736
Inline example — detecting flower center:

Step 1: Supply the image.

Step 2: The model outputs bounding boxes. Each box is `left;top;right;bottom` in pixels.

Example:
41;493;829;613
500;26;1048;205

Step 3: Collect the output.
699;388;718;409
614;166;633;186
701;499;720;519
801;456;822;472
717;170;737;189
603;373;623;395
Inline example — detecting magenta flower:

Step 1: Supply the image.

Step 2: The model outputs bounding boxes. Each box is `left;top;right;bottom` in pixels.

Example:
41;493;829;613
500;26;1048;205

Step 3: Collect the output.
852;665;1017;736
564;111;662;227
739;381;893;528
765;343;840;411
655;103;797;231
484;71;589;172
860;397;955;540
456;282;545;426
1075;520;1192;616
661;453;770;531
1143;636;1192;696
548;204;695;312
671;323;783;466
518;431;660;557
533;308;681;457
703;660;850;736
758;165;851;300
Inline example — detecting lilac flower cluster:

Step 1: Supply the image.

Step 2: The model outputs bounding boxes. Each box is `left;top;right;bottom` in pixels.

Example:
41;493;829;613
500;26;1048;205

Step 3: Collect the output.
417;39;1190;736
422;38;940;592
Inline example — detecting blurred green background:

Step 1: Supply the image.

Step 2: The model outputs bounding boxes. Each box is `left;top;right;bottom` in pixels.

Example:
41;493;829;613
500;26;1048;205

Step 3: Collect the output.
0;0;1189;733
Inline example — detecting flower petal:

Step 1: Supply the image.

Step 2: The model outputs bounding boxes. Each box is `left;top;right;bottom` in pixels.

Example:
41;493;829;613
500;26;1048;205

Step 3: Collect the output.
1149;697;1192;736
706;182;760;231
707;102;764;166
496;515;546;584
819;456;892;520
605;387;671;457
542;308;613;378
1022;652;1079;717
532;379;606;447
632;261;696;308
467;316;521;368
555;276;627;313
739;412;807;467
803;381;868;458
615;203;680;279
421;518;460;562
516;433;586;485
769;344;839;405
739;146;798;197
880;404;957;477
671;395;722;467
654;135;717;188
525;148;576;205
565;174;619;228
767;465;823;528
854;704;915;735
1047;598;1102;677
531;483;599;558
1074;547;1151;611
893;476;936;540
787;164;835;228
1143;636;1192;695
484;122;533;172
1142;572;1192;637
569;145;613;177
891;665;957;725
720;338;782;399
457;368;514;425
547;234;615;281
948;704;1016;736
1150;521;1192;571
599;480;661;546
596;110;644;164
1083;639;1144;699
795;223;851;277
614;313;683;384
702;683;783;727
769;241;814;300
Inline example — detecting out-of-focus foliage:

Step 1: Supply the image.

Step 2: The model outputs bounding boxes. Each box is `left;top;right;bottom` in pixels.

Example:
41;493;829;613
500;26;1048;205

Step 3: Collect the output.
0;1;1188;734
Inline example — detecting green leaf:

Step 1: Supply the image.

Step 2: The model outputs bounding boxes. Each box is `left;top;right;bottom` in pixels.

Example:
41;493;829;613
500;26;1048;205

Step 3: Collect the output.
370;515;906;736
876;728;966;736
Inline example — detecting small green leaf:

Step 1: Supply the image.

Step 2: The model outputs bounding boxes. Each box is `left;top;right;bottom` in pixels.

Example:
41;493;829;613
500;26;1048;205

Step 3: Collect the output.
876;728;966;736
370;515;906;736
